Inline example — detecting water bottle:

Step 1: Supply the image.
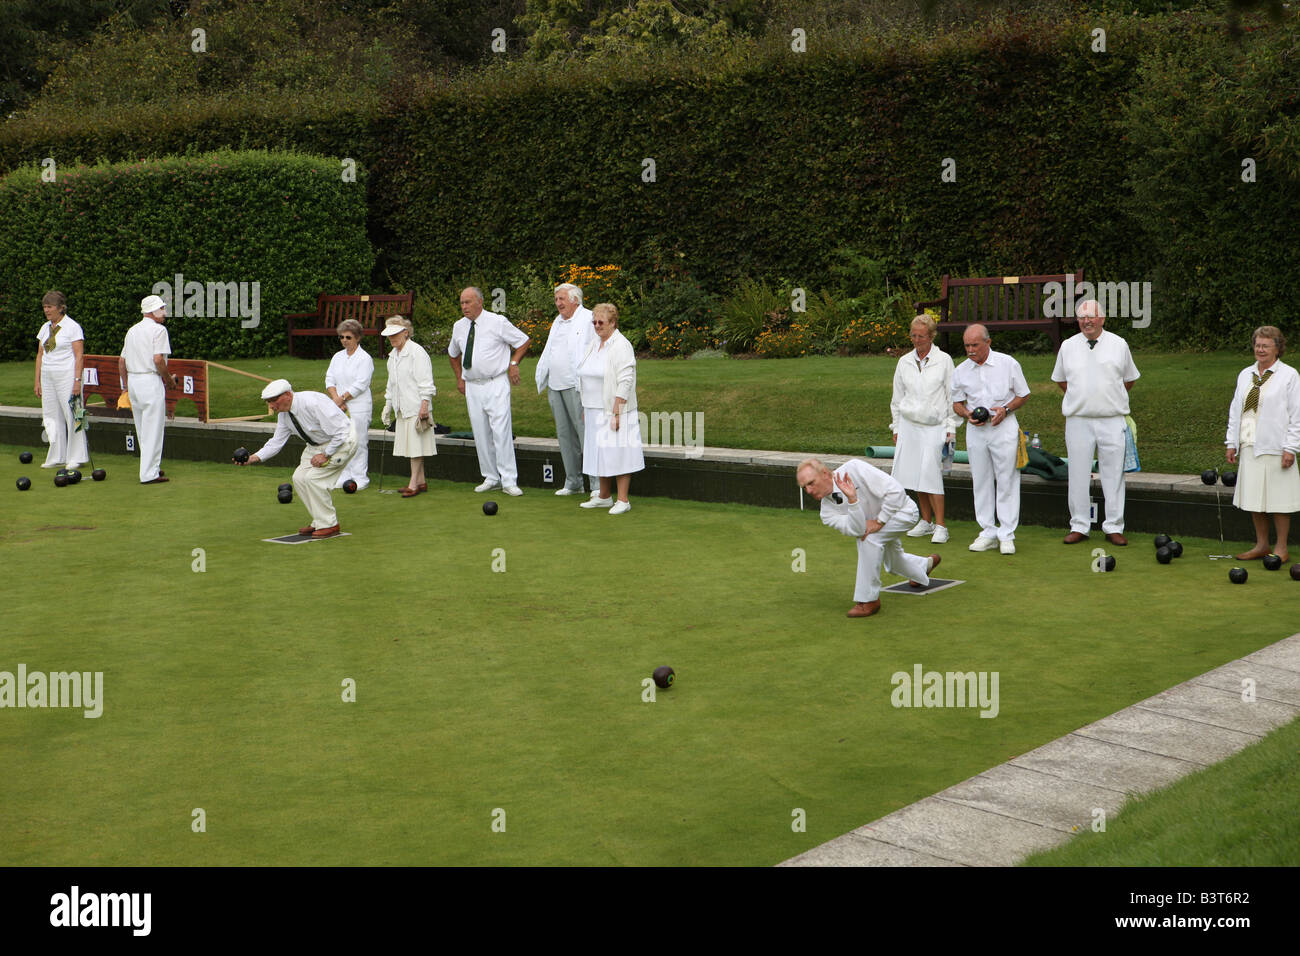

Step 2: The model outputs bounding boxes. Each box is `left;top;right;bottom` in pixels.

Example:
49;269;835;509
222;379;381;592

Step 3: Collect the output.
1030;433;1042;450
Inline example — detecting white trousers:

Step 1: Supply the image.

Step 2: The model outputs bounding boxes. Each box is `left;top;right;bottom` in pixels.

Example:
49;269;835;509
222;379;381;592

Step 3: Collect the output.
335;396;372;490
1066;415;1127;534
40;365;88;468
296;435;358;530
466;376;517;487
853;499;930;602
127;374;166;482
966;418;1020;540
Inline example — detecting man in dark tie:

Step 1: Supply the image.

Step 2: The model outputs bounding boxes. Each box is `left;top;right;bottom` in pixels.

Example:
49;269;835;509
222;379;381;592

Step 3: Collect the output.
1052;299;1140;546
236;379;357;537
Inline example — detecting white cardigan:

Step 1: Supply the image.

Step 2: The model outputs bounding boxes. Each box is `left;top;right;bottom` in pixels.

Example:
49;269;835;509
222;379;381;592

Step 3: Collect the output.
385;339;436;418
889;347;959;433
1225;359;1300;456
579;329;637;416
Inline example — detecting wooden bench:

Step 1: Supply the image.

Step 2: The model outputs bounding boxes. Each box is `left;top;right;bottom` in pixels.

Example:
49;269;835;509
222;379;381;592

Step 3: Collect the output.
914;271;1082;353
285;292;414;357
79;355;210;421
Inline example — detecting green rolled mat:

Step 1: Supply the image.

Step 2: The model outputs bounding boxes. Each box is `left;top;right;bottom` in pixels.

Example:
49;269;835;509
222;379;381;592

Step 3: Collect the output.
865;445;969;464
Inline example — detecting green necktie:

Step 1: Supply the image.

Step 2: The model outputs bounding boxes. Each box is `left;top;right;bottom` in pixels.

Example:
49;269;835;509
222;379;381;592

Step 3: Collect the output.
1243;369;1272;414
464;321;475;370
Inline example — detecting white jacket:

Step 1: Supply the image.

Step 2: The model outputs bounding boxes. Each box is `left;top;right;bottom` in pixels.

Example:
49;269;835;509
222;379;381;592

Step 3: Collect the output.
890;347;959;433
385;339;436;418
1226;359;1300;456
535;306;594;393
580;329;637;416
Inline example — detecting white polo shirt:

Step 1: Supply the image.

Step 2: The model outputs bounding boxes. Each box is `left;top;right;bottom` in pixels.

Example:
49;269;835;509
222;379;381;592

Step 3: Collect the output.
449;310;529;381
36;316;84;376
121;318;171;375
952;350;1030;415
1051;330;1140;418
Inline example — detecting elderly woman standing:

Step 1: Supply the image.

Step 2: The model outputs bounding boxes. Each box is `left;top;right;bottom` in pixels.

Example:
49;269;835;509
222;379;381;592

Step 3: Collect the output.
578;303;644;515
889;314;958;543
1225;325;1300;562
34;290;89;470
380;316;436;498
325;318;375;490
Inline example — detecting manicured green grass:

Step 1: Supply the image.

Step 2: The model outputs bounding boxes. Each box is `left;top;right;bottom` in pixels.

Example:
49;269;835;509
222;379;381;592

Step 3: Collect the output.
1022;716;1300;866
0;349;1248;475
1;442;1294;865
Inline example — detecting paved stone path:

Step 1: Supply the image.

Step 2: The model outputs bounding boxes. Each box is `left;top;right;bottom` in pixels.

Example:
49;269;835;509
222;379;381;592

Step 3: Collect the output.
781;634;1300;866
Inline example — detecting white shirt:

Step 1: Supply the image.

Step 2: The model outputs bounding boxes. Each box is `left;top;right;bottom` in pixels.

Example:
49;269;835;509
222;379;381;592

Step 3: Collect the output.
36;316;84;376
819;459;913;537
536;306;594;393
952;350;1030;419
325;347;374;404
385;339;436;417
253;390;353;460
579;330;637;415
890;347;958;432
448;310;529;381
1051;330;1140;418
121;317;171;375
1225;360;1300;457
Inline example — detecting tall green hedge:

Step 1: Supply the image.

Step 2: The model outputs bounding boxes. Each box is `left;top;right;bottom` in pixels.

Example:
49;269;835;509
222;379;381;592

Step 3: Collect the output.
0;150;374;360
0;10;1295;349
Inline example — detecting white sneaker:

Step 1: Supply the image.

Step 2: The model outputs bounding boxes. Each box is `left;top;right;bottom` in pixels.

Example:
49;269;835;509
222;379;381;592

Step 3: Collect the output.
1000;539;1016;555
907;520;935;537
581;496;613;509
931;525;949;543
474;480;501;493
503;485;523;497
969;536;999;552
555;487;580;496
609;500;631;515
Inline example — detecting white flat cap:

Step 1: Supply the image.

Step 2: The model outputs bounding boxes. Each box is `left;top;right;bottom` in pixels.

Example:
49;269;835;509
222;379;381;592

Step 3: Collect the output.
260;379;292;400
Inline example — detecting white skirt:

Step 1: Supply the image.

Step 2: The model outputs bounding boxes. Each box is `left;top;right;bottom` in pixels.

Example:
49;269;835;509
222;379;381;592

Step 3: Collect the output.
1233;444;1300;513
393;416;437;458
893;418;946;495
582;408;645;477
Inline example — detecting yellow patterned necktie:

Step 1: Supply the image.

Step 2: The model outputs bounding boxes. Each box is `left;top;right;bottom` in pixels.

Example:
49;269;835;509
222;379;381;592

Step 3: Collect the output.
44;322;60;353
1243;369;1273;414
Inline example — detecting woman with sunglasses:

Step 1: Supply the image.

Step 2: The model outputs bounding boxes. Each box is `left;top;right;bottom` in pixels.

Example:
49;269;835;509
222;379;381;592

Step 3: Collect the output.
325;318;375;490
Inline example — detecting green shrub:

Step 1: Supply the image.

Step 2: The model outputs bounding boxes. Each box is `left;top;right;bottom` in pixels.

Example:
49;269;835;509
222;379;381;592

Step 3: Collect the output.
0;150;374;361
636;279;718;356
718;278;786;353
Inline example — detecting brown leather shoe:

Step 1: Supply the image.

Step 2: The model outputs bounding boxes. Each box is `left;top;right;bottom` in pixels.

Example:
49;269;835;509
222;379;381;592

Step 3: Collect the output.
911;553;941;587
847;600;881;618
142;476;169;484
1063;531;1089;544
312;525;341;538
1105;532;1128;546
417;482;428;492
400;486;421;498
298;525;315;536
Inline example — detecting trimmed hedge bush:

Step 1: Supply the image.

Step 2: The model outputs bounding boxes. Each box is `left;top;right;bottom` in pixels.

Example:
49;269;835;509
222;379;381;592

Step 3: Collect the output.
0;150;374;361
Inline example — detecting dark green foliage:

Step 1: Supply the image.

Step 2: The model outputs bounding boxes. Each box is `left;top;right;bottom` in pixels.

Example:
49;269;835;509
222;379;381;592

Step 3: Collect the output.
0;151;374;361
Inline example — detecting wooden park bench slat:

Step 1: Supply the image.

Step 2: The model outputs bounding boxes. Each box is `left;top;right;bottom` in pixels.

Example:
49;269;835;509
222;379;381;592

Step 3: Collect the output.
285;292;414;357
914;271;1082;353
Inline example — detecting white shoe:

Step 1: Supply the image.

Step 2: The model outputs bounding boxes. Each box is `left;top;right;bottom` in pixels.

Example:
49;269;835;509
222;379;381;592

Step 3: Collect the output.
1000;539;1016;555
969;536;999;552
931;525;949;544
503;485;523;497
555;487;580;496
907;520;935;537
474;480;501;493
581;496;613;509
609;500;631;515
